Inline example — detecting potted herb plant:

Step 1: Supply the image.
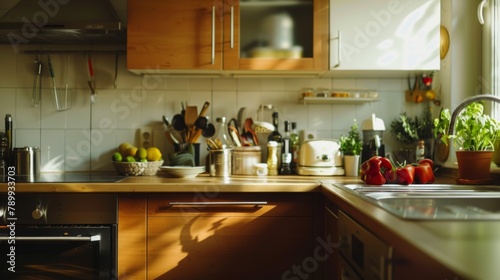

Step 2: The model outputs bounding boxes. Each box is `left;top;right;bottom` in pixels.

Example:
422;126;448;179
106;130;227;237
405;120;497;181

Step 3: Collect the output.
434;101;500;182
339;119;363;176
390;113;419;162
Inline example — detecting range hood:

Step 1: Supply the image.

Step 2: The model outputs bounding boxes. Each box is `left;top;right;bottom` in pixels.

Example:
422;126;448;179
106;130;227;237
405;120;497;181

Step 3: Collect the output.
0;0;125;46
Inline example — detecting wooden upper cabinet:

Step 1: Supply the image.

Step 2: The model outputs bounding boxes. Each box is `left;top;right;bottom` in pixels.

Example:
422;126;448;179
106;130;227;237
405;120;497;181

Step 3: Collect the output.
127;0;329;72
127;0;223;71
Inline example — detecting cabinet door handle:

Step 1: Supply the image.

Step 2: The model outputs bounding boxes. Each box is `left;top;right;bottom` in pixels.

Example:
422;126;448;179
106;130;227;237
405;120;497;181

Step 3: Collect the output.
212;6;216;65
168;201;267;207
230;5;235;49
478;0;488;25
332;30;341;68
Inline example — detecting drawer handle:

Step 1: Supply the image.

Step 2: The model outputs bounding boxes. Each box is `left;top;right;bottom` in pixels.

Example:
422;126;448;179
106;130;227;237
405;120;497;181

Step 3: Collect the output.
168;201;267;207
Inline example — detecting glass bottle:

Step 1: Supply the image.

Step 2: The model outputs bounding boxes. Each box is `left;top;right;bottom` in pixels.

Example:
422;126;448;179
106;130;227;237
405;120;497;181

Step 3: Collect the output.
267;112;282;143
267;141;279;176
4;114;12;165
416;140;425;160
280;121;292;175
290;122;299;174
212;117;234;149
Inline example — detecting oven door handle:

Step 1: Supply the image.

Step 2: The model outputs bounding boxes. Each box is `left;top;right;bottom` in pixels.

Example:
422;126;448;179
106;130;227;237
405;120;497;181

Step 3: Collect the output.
0;235;101;241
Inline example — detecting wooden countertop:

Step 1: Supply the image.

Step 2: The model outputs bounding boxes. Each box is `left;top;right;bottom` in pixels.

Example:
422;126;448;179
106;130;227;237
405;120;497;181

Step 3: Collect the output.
5;174;326;193
3;173;498;279
320;178;500;280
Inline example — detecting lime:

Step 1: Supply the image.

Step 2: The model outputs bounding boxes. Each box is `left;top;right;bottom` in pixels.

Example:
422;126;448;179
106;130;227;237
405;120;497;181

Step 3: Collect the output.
112;152;122;162
146;147;162;161
124;156;136;162
138;158;148;162
136;147;148;159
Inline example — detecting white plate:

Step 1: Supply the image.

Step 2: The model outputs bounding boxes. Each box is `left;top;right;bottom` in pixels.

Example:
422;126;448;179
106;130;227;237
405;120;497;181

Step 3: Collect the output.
160;166;205;171
159;166;205;178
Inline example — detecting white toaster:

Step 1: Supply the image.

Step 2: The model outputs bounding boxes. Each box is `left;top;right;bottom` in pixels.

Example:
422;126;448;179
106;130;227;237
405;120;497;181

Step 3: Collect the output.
297;139;344;176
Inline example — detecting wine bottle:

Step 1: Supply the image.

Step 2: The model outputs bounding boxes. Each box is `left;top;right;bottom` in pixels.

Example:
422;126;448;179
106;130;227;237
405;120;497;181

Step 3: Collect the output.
280;121;292;175
267;112;282;142
290;122;299;174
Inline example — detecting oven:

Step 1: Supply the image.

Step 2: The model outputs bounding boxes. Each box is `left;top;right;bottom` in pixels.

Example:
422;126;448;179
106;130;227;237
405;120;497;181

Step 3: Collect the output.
338;211;393;280
0;193;117;279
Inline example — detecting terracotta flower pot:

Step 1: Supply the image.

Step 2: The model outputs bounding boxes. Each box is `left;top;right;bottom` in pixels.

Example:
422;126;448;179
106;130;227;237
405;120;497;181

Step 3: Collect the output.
455;150;493;180
492;140;500;167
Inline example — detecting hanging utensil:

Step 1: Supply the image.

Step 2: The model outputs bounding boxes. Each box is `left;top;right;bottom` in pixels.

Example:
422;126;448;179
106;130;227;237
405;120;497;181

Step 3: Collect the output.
113;52;118;89
63;53;70;110
86;54;97;104
47;54;60;110
32;55;42;107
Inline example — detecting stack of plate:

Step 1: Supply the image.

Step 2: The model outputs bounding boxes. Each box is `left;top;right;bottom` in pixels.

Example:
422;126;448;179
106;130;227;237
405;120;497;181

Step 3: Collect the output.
159;166;205;178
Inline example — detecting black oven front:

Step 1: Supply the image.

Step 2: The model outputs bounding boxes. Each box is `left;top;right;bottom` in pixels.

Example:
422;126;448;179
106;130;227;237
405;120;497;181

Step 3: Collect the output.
0;194;117;280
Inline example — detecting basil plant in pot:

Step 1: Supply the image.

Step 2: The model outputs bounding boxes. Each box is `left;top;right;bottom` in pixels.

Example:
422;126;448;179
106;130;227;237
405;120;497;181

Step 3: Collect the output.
339;120;363;177
434;101;500;183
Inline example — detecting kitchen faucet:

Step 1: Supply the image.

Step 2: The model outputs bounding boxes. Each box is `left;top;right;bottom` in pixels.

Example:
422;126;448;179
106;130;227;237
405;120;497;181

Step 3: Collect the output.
448;94;500;135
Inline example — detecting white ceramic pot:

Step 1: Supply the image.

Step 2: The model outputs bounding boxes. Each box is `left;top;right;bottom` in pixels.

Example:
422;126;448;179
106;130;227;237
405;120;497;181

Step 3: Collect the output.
344;155;360;177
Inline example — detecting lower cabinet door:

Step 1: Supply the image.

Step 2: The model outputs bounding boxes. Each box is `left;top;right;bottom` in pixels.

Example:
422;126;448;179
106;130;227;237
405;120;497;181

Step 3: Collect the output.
146;193;318;279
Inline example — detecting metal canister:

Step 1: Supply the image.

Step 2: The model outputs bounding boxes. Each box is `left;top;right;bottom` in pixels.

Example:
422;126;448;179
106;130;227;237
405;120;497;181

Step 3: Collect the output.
209;149;232;177
232;146;262;175
14;147;40;179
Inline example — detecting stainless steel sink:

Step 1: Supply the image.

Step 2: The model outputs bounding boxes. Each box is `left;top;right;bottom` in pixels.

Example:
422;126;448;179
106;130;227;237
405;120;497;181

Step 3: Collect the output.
342;184;500;193
336;184;500;220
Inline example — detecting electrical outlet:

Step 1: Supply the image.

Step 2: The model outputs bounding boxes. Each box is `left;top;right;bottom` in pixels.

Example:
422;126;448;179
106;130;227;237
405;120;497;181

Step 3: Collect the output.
140;127;153;148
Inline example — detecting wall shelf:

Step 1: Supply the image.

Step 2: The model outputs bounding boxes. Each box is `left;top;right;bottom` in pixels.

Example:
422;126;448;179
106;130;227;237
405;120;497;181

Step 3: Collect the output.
301;97;380;104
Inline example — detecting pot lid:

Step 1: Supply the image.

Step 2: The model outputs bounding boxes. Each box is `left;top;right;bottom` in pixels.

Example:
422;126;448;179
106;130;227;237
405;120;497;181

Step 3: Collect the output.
361;114;385;131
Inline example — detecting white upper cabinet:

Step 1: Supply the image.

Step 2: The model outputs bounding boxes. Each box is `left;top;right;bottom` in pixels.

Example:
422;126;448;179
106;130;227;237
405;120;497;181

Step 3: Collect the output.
329;0;440;73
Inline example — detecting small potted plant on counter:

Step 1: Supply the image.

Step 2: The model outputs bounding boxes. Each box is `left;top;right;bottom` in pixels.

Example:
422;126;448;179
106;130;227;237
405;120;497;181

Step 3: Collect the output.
339;119;363;176
434;101;500;183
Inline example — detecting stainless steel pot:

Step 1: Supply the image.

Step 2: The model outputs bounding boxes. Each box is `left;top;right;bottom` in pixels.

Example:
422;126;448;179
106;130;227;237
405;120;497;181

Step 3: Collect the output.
14;147;40;178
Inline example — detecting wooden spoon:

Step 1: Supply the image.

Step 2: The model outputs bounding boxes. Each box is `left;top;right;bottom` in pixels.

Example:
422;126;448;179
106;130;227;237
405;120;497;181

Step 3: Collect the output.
244;118;259;145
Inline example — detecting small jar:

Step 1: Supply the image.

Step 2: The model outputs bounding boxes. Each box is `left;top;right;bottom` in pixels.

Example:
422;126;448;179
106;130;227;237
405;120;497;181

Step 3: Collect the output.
252;163;268;176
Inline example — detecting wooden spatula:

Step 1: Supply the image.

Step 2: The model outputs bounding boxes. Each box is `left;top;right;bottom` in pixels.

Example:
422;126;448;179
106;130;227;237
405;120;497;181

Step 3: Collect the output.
185;106;198;142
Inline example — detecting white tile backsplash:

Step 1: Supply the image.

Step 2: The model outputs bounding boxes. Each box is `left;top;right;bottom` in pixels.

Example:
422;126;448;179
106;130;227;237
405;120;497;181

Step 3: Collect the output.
40;129;66;172
0;48;414;172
